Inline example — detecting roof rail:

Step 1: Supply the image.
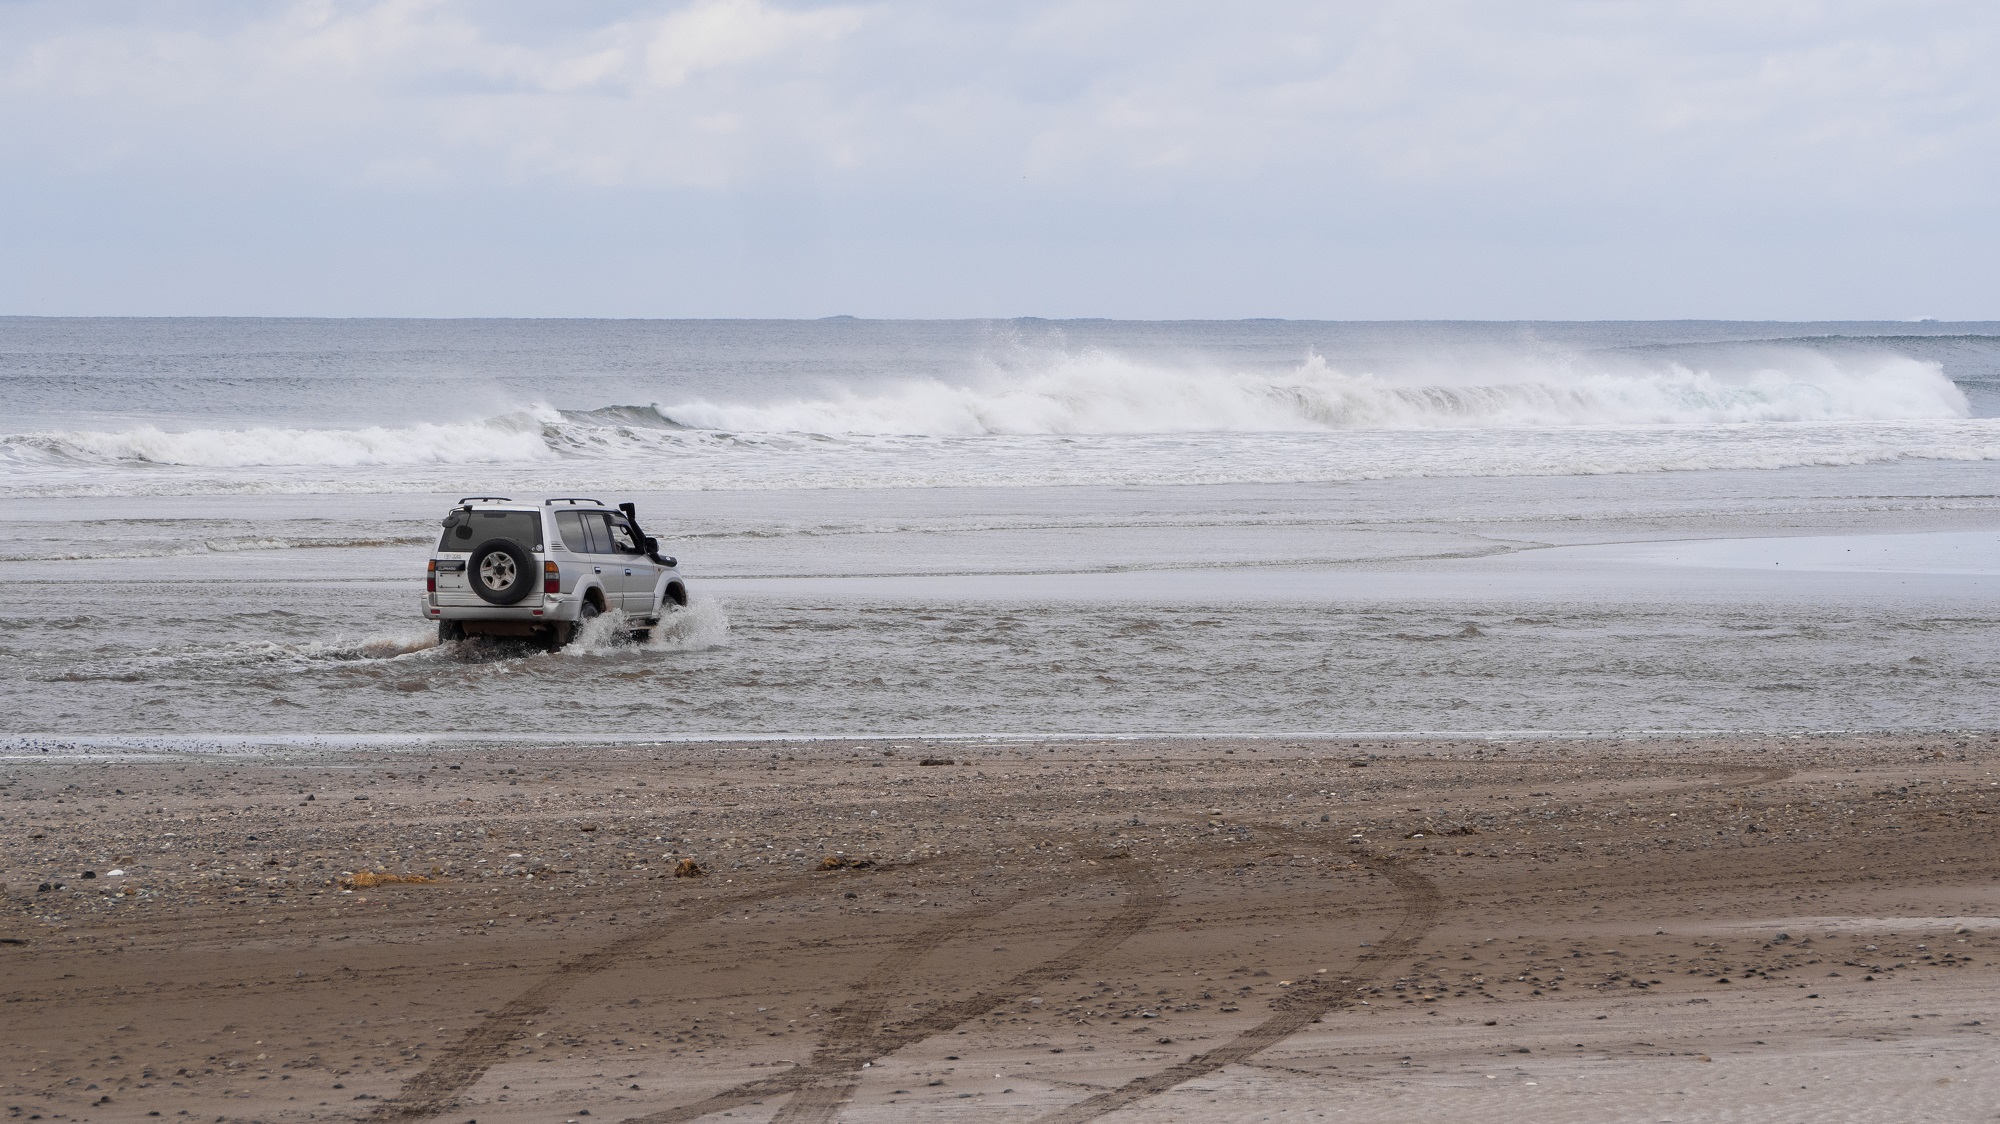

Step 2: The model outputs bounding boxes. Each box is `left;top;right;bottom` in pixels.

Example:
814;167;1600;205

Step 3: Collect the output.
457;496;513;504
544;497;605;506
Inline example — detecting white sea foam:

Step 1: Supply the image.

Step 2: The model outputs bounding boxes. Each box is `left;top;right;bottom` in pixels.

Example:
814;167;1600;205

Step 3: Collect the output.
659;350;1968;435
0;534;429;562
0;349;1989;497
8;419;2000;498
0;410;558;469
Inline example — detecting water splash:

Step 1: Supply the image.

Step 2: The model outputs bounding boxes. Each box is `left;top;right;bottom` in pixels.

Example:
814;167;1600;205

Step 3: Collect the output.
559;599;730;656
644;598;731;653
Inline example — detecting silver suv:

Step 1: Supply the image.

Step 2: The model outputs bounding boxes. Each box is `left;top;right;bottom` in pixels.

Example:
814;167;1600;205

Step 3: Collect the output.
423;497;686;649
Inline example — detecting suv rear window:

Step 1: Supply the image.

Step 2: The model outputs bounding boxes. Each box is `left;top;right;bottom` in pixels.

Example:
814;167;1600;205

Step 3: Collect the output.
439;510;543;552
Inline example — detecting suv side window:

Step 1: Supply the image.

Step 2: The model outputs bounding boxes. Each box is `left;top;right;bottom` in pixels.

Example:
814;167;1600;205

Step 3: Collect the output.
554;510;594;553
606;517;643;555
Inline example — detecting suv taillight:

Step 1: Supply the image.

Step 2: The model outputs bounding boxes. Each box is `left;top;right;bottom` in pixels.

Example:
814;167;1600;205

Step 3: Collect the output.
544;561;560;595
426;558;437;593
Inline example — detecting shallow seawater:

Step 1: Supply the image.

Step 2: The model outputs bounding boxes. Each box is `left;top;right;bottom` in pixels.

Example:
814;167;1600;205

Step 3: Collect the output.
4;467;1999;742
4;318;2000;744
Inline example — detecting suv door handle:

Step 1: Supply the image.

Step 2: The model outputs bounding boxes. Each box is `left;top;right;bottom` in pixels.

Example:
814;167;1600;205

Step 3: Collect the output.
593;566;602;574
624;568;634;576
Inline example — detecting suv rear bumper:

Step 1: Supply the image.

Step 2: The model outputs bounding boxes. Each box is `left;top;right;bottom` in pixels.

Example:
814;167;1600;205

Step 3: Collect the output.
422;594;585;624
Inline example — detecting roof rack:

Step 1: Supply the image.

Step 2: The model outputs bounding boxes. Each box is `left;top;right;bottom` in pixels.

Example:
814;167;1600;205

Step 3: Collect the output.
544;497;605;506
457;496;513;504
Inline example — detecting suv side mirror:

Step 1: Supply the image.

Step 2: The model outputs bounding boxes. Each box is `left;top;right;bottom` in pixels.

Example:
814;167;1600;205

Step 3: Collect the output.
644;536;659;553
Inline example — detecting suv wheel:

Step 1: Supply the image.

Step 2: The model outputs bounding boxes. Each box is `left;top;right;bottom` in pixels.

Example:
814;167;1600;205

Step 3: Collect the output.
468;539;535;605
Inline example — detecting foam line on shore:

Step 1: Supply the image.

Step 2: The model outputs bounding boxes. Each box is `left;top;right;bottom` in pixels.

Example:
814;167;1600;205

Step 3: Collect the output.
2;727;1967;760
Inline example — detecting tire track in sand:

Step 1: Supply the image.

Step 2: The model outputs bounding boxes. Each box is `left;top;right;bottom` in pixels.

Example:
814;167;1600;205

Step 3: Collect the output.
392;762;1793;1123
1027;841;1439;1124
377;875;827;1122
620;858;1164;1124
634;882;1043;1124
1024;762;1796;1123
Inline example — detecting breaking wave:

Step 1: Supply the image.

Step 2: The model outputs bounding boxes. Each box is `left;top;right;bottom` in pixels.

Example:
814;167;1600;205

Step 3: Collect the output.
0;413;558;469
1;347;1992;497
0;350;1970;474
659;350;1969;435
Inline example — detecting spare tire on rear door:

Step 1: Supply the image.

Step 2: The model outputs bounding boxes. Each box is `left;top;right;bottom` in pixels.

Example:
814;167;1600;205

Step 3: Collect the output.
468;538;535;605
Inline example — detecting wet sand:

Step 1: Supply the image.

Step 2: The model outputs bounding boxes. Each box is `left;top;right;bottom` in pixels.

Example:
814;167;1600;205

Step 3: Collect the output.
4;734;1998;1123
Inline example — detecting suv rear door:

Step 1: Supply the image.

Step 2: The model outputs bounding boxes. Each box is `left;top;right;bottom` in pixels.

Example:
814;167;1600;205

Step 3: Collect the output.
437;509;542;607
602;514;653;612
555;510;609;605
554;510;648;611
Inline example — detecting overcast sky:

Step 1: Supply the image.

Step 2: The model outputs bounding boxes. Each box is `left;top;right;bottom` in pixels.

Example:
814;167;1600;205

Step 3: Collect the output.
3;1;1996;318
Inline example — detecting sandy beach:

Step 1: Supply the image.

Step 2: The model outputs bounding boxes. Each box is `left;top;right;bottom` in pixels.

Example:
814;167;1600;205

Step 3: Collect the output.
4;734;1997;1123
12;4;2000;1121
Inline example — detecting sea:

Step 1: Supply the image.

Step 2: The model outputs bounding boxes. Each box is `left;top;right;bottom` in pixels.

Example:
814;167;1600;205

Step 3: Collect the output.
4;317;1999;751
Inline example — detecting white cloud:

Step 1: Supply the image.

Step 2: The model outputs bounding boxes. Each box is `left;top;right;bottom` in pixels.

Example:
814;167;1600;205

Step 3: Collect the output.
5;0;1995;198
0;0;877;187
2;1;1998;315
639;0;861;87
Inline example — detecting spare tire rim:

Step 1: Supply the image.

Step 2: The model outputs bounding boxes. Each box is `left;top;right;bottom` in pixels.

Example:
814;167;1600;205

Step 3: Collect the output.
479;552;518;590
